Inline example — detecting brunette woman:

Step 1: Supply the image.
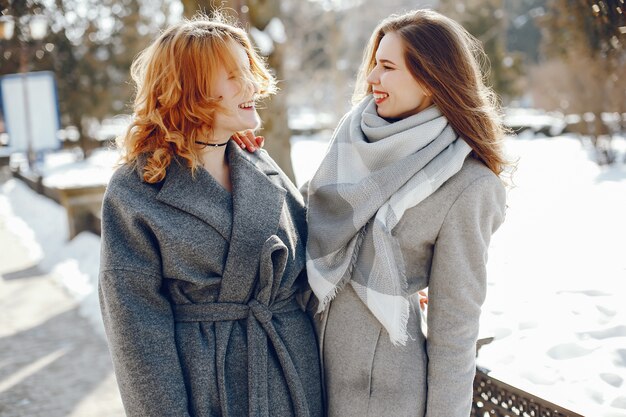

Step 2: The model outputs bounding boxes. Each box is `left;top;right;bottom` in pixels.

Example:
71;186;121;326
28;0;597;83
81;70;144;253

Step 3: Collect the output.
305;9;508;417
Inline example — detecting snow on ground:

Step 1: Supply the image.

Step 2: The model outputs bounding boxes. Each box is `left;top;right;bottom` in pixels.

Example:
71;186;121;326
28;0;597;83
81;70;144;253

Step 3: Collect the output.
1;132;625;416
0;148;119;336
479;133;626;417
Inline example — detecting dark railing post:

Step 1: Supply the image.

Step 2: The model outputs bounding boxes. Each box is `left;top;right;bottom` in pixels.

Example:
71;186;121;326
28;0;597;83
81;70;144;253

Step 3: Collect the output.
472;368;585;417
472;337;585;417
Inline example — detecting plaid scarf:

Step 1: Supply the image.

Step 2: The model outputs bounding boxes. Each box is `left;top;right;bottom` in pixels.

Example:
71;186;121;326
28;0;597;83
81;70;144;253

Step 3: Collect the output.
306;97;471;346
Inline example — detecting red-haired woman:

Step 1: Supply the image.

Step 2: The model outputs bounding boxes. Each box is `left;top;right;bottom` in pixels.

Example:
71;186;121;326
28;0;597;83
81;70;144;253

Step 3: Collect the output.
304;9;509;417
98;16;322;417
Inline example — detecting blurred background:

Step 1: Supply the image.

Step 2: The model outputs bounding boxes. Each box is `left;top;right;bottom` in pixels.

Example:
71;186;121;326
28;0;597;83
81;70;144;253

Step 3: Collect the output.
1;0;624;174
0;1;625;417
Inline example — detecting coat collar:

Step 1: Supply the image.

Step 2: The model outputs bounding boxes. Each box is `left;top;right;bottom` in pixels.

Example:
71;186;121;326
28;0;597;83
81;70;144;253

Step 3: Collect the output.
155;149;233;240
155;142;287;303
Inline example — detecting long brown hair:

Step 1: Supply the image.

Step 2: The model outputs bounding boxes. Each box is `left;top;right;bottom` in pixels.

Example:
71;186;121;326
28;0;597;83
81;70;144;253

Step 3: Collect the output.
119;14;276;183
354;9;509;176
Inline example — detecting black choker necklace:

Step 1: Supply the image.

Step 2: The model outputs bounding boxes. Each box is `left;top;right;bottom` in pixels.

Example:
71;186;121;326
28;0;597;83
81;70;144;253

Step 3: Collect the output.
195;139;229;148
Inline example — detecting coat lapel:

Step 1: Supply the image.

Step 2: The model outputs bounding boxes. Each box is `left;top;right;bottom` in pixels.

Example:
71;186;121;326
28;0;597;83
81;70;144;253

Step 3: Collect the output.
156;155;233;240
218;143;287;303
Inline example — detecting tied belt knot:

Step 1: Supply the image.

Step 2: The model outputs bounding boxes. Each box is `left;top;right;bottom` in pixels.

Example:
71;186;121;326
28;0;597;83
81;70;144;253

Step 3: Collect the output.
172;297;310;417
248;299;273;324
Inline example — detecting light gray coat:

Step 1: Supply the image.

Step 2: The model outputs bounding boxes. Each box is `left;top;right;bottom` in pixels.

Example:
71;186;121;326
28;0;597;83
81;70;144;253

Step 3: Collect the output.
317;157;506;417
99;143;323;417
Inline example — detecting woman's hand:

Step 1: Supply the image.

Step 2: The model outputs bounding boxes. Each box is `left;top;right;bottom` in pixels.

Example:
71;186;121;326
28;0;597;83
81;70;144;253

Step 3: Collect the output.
418;290;428;311
232;130;264;152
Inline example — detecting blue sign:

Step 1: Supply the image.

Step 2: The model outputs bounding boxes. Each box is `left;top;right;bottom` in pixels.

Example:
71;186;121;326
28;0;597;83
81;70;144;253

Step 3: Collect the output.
0;71;61;154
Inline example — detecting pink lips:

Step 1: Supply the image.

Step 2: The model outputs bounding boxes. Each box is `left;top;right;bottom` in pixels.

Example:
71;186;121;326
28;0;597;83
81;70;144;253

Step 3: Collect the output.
372;90;388;105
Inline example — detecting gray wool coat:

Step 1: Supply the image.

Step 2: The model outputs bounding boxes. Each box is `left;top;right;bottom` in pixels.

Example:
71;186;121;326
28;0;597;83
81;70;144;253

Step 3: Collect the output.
98;142;323;417
317;157;506;417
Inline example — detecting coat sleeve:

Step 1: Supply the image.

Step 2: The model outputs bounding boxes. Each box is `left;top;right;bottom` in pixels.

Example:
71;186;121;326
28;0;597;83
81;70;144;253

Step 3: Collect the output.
98;183;190;417
425;174;505;417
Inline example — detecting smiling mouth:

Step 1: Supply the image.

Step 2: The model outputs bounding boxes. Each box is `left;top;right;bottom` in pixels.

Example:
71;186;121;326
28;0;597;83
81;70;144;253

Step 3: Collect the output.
373;91;389;103
238;99;256;109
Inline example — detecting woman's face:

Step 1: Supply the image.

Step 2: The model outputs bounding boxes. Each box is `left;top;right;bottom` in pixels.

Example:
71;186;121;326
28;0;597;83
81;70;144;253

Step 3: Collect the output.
366;31;433;120
211;41;260;142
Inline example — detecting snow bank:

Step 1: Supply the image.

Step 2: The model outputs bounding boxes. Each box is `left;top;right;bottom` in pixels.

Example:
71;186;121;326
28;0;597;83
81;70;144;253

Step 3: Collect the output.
0;148;118;336
479;135;626;417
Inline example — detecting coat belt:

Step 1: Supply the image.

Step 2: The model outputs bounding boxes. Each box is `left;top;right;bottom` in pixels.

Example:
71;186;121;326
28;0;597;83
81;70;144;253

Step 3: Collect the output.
172;298;298;323
172;298;311;417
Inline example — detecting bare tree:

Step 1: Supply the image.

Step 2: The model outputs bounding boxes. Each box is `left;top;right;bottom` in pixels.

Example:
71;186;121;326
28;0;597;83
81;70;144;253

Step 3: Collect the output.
535;0;625;162
0;0;160;155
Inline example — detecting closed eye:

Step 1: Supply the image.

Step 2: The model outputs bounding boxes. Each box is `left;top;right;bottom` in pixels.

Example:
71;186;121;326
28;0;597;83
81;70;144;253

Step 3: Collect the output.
375;58;396;70
229;66;253;79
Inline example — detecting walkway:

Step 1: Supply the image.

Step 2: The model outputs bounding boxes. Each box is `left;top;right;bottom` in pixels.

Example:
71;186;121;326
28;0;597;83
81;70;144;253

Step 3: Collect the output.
0;168;125;417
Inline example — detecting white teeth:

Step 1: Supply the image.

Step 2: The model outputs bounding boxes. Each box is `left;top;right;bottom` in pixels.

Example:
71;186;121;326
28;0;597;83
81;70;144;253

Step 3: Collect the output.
373;93;388;100
239;100;255;109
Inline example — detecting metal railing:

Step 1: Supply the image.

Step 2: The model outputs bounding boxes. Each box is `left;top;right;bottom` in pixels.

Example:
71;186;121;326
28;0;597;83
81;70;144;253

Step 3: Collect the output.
472;367;585;417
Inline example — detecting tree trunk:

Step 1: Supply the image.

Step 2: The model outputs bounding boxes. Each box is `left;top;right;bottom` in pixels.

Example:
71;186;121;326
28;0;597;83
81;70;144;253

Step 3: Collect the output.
182;0;295;181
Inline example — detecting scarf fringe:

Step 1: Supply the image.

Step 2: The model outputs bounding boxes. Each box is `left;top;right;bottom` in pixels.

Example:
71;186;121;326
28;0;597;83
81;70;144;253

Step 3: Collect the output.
389;234;411;346
390;298;411;346
315;221;371;314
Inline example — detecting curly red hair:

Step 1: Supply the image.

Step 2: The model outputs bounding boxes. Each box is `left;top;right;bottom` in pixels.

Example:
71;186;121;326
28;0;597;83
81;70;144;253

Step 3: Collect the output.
118;14;276;183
